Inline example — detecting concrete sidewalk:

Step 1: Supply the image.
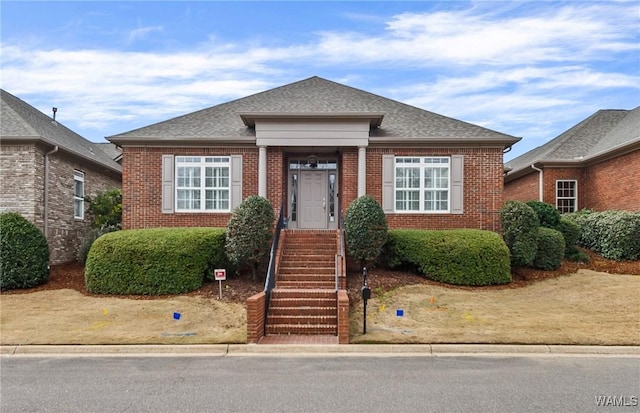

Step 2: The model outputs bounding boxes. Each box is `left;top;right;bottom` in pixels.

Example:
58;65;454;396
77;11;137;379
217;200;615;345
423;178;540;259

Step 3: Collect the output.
2;344;639;357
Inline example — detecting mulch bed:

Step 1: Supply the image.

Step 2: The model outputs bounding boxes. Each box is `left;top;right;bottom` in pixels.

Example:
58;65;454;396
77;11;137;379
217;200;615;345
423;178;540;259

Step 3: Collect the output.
4;249;638;305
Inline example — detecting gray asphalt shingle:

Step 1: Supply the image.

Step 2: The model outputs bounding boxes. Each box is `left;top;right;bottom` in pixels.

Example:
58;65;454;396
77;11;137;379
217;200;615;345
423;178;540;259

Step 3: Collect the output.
1;89;121;173
109;76;517;142
505;106;639;175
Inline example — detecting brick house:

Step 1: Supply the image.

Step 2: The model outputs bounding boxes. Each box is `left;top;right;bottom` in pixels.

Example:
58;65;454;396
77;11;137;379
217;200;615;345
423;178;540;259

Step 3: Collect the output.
504;106;640;212
0;89;122;264
108;76;519;232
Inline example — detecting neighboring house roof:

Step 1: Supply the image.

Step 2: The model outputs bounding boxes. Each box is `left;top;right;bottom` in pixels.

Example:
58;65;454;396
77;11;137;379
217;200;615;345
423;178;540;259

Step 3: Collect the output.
1;89;121;174
108;76;519;147
505;106;640;181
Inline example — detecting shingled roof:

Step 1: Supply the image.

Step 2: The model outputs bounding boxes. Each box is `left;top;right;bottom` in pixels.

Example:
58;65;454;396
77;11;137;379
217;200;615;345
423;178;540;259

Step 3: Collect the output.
505;106;640;179
108;76;519;147
1;89;121;174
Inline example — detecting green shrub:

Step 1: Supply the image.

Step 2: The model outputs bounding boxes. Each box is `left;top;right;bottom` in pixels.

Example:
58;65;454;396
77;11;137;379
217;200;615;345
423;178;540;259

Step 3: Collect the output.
500;201;539;267
0;212;49;290
85;188;122;229
85;228;228;295
532;227;565;270
76;226;119;264
226;196;274;281
557;217;580;251
345;195;388;267
386;229;511;286
566;249;590;263
526;200;561;229
567;210;640;261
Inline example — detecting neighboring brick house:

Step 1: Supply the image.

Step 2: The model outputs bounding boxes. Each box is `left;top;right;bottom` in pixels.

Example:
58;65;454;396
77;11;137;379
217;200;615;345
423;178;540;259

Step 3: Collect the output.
504;106;640;212
1;89;122;264
108;76;519;233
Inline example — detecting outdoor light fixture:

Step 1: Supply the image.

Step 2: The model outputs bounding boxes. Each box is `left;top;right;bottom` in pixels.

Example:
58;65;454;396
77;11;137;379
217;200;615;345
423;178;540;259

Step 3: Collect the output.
307;154;318;168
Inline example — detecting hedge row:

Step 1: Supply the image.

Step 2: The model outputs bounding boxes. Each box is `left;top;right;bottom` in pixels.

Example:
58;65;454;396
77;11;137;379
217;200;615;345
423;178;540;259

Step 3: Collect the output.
384;229;511;286
85;228;230;295
565;210;640;261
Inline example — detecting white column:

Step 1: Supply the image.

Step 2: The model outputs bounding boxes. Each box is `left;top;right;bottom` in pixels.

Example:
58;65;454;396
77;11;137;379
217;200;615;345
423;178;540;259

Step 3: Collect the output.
258;146;267;198
358;146;367;197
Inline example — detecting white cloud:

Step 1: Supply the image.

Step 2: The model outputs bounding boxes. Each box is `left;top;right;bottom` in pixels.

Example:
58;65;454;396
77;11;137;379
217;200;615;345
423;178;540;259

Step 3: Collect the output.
0;1;637;148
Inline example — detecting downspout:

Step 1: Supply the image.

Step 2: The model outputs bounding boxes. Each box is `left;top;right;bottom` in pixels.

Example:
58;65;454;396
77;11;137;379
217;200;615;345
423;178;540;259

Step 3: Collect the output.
44;146;59;239
530;163;543;202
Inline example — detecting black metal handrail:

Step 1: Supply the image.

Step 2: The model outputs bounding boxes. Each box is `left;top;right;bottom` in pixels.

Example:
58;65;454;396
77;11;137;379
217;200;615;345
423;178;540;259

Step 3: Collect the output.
263;203;285;326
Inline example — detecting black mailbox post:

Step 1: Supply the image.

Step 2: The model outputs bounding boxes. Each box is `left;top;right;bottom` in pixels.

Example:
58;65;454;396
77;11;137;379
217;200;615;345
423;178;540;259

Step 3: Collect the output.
361;267;371;334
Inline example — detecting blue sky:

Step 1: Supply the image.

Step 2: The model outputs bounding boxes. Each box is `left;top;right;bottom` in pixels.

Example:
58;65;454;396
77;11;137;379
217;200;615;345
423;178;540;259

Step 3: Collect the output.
2;1;638;161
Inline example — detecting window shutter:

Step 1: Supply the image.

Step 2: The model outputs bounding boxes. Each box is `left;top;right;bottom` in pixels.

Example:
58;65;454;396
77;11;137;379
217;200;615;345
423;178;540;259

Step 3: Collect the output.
451;155;464;214
382;154;394;213
161;155;174;214
230;155;243;210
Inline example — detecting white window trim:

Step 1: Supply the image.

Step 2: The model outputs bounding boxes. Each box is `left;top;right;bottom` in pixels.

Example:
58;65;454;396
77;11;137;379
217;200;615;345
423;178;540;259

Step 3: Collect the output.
73;170;85;219
394;156;451;214
175;156;231;213
556;179;578;213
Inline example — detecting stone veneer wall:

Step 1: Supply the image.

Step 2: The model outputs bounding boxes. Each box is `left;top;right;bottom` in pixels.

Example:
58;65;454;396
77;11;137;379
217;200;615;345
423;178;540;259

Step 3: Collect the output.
0;143;121;264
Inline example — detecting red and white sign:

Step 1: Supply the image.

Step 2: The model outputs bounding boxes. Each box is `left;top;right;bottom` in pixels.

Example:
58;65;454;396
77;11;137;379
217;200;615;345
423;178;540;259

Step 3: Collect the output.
214;269;226;281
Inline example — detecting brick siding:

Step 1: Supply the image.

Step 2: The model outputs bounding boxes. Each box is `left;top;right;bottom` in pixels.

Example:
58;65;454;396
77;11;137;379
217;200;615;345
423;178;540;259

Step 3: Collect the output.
124;145;507;231
504;150;639;212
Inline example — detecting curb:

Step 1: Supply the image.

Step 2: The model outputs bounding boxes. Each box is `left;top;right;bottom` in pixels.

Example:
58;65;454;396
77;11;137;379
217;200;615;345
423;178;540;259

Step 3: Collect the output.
2;344;639;357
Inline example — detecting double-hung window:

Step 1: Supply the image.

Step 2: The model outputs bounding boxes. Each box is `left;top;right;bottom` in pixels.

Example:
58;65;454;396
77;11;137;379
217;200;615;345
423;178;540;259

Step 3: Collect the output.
395;157;450;212
73;170;85;219
176;156;230;212
556;180;577;213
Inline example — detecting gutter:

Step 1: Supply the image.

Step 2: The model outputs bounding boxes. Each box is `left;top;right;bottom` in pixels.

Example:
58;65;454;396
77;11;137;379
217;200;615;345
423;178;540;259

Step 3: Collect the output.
44;145;59;239
530;163;543;202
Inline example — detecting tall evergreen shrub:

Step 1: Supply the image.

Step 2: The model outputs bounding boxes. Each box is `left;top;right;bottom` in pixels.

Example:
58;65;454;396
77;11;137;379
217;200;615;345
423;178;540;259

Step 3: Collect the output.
344;195;388;268
225;196;274;281
500;201;539;267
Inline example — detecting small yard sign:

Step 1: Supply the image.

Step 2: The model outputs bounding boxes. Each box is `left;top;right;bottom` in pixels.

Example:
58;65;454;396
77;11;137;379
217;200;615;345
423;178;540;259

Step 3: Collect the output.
214;269;226;299
214;269;226;281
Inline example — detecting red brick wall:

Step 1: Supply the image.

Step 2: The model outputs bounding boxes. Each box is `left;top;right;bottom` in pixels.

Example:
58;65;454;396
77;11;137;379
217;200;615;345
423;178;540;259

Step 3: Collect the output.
246;291;266;343
353;147;506;231
122;146;259;229
583;151;640;211
124;145;508;231
504;172;539;203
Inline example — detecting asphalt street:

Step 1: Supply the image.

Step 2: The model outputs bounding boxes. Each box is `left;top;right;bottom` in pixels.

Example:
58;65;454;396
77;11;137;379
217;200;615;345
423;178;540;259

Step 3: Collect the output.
1;352;638;413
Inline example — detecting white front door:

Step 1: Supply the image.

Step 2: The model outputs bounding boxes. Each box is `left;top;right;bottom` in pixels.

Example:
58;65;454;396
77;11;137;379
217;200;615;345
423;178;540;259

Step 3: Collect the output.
299;170;327;229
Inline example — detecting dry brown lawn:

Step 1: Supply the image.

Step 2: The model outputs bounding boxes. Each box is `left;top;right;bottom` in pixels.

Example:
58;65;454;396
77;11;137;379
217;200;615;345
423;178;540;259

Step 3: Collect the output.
350;270;640;345
1;291;246;345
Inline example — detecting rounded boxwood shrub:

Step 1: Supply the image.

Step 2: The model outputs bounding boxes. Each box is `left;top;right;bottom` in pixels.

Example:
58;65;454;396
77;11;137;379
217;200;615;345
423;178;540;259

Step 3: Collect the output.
532;227;565;270
226;196;274;281
345;195;388;267
500;201;539;267
386;229;511;286
0;212;49;290
77;226;119;264
85;227;228;295
526;200;561;229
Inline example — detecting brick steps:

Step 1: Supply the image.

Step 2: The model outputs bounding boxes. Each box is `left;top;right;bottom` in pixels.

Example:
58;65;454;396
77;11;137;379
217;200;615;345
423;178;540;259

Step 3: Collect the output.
264;230;339;337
